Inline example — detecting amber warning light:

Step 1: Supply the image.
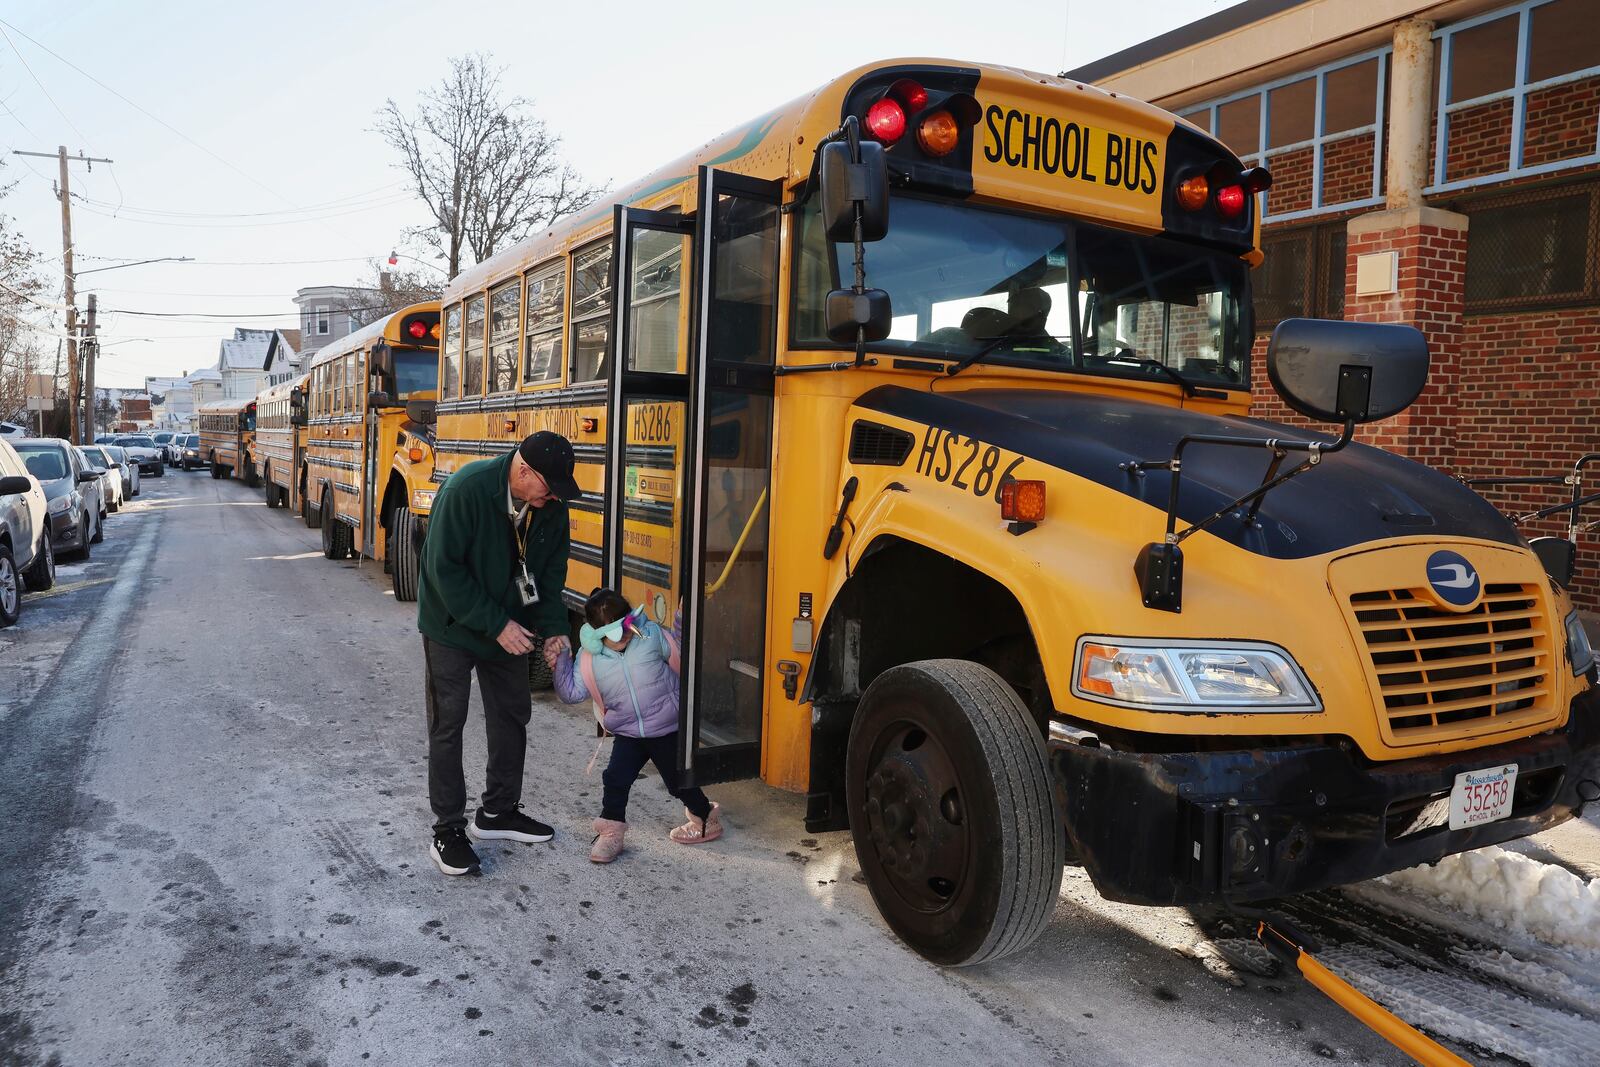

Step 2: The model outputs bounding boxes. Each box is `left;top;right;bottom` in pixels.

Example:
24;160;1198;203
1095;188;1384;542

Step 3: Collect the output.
999;479;1046;523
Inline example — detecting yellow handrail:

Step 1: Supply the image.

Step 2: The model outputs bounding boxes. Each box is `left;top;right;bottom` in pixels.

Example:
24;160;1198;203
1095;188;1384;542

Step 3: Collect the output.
704;487;768;599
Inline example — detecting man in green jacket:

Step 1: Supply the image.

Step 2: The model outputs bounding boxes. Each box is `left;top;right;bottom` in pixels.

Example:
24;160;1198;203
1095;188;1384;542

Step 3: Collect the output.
418;431;579;876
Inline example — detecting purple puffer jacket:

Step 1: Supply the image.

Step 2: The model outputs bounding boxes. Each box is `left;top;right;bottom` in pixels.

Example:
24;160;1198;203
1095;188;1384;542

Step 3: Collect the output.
552;615;681;738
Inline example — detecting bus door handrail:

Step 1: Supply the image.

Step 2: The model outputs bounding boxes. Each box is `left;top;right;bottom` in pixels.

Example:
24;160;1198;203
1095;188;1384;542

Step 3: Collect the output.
703;487;768;599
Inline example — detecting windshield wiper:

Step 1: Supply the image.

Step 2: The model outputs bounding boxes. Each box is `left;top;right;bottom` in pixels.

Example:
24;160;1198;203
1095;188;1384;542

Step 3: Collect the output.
942;335;1014;379
1105;357;1225;399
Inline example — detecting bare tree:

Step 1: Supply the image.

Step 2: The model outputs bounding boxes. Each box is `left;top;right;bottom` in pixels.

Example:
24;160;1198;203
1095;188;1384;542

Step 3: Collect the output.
376;54;604;279
0;165;46;426
327;259;443;330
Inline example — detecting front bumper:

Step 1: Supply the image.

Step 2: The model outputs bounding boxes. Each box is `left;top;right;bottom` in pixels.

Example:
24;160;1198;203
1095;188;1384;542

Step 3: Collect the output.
1051;686;1600;907
134;458;161;473
48;509;82;548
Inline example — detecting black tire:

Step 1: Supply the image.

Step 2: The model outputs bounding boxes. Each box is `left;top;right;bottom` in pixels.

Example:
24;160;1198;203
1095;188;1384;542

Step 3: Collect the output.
210;457;224;480
528;643;553;691
24;533;54;591
846;659;1064;967
182;458;191;472
0;543;20;628
153;462;165;478
74;516;91;561
389;505;420;602
320;490;351;560
242;457;256;488
91;508;105;544
304;488;322;529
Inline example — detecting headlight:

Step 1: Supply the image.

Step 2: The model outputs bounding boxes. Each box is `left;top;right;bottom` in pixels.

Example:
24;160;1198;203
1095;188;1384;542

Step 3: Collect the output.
1072;637;1321;712
411;489;436;511
1566;611;1596;677
48;495;72;514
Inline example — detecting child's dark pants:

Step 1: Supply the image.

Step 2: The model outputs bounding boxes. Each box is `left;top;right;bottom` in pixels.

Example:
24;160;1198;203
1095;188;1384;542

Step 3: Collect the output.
601;732;712;823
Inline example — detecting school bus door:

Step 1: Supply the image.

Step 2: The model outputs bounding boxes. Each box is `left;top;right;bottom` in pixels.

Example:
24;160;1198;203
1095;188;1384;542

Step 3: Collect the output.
603;170;781;787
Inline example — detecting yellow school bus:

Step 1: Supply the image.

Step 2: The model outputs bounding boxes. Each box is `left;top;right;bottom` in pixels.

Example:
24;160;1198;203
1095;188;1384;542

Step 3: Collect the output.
254;373;309;512
197;399;256;484
303;302;441;599
432;58;1599;965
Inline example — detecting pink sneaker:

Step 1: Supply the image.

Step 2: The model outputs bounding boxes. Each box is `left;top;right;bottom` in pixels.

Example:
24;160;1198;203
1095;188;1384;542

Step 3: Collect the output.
669;802;723;845
590;818;626;863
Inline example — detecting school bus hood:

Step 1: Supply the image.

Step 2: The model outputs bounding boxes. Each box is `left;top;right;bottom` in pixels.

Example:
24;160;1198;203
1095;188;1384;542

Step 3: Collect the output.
856;385;1521;559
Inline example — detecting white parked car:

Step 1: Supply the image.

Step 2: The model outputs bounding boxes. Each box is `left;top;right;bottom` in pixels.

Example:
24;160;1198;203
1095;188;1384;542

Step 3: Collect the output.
0;436;52;626
80;445;127;512
102;444;140;498
111;434;165;477
1;421;29;441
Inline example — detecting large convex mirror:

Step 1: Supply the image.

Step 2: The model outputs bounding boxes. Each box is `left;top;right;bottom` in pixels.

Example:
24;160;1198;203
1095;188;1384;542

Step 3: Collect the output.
818;140;888;243
1266;318;1428;424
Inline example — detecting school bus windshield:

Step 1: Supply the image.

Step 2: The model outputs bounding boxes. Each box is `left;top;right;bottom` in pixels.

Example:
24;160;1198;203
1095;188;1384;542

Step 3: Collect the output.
793;194;1251;388
392;347;438;400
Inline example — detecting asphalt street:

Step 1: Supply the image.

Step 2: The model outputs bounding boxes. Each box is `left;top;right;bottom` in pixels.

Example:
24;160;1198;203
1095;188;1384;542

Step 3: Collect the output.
0;470;1593;1067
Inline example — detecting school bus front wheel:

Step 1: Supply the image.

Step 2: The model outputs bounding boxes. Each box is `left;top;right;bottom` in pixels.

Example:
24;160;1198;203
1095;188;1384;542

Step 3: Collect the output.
846;659;1065;966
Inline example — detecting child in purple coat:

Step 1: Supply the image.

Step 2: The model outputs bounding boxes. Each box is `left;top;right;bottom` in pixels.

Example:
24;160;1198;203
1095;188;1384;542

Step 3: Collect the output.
547;588;722;863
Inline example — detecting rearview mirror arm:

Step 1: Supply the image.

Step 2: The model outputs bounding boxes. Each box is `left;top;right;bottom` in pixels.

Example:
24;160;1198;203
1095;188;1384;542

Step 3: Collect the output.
842;116;870;368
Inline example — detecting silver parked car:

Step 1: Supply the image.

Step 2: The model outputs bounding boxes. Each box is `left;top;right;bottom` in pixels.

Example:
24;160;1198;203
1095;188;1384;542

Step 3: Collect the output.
79;445;126;513
111;434;165;477
101;444;140;498
150;430;182;466
177;433;206;471
0;436;54;626
13;438;103;561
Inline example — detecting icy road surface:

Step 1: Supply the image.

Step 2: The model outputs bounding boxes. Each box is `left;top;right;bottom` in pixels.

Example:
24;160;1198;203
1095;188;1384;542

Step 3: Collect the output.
2;472;1597;1066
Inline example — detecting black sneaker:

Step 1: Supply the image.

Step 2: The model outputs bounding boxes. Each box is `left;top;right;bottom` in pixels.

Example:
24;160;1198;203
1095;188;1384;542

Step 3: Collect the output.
468;805;554;844
430;827;481;876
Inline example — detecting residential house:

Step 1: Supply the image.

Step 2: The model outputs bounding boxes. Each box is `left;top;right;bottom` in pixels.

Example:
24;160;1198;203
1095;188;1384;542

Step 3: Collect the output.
186;367;222;408
264;328;303;386
216;328;274;401
293;286;375;361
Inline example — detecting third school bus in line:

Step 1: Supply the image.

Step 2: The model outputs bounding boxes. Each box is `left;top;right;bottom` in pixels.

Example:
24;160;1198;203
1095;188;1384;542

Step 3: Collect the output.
416;57;1599;965
300;303;442;600
196;398;256;484
254;372;308;513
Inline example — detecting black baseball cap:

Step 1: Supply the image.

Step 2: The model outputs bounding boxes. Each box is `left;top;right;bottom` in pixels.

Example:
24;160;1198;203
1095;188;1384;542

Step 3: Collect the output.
518;430;581;501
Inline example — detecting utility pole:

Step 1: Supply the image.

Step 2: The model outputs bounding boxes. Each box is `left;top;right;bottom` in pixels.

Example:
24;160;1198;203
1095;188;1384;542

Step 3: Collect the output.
84;293;99;438
14;147;114;443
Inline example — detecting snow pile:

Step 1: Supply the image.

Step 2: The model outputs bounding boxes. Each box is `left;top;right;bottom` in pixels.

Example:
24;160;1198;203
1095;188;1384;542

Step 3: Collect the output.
1379;846;1600;954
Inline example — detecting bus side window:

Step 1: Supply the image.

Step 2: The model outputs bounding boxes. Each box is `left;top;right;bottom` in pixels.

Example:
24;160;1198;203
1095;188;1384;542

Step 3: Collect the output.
488;280;520;394
570;240;612;382
524;259;564;387
441;304;462;400
464;294;486;396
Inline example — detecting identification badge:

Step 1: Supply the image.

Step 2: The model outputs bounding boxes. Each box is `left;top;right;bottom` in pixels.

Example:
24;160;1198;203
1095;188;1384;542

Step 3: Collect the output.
514;574;540;607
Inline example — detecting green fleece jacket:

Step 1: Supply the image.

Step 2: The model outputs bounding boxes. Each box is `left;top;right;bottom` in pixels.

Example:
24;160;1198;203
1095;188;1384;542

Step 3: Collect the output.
417;450;570;659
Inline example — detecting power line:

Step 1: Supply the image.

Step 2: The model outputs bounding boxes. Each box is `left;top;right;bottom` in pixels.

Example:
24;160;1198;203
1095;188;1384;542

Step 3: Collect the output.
0;20;90;144
109;303;394;320
77;253;380;267
69;182;411;220
70;194;414;229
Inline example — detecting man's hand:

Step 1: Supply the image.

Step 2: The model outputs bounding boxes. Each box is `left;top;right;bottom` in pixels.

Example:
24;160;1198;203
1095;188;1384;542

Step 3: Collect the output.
496;620;537;656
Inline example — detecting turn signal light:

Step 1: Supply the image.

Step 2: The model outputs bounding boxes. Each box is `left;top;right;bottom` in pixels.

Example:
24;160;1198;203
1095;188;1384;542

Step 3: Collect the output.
865;97;906;143
580;416;598;433
1216;184;1246;218
999;479;1046;523
1176;174;1209;211
1077;643;1121;697
503;418;516;433
916;111;961;157
408;446;425;463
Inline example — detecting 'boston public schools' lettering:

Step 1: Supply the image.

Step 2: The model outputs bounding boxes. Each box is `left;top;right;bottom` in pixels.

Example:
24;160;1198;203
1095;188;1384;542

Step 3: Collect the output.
982;105;1158;194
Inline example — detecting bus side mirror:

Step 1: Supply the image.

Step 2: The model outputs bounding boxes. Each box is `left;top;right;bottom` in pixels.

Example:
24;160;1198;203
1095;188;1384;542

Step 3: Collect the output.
367;389;393;410
1266;319;1429;424
289;387;307;426
825;289;892;343
818;139;888;242
405;398;436;426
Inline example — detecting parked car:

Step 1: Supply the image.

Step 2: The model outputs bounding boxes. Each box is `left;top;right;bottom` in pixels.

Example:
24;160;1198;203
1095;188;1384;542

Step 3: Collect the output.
151;430;181;465
112;434;165;477
0;437;53;626
101;444;140;497
94;434;117;444
177;433;206;471
1;421;30;441
79;445;125;513
13;438;102;561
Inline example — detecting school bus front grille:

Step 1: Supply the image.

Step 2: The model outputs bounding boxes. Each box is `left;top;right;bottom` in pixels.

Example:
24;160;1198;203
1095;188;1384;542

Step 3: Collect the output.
1348;582;1555;744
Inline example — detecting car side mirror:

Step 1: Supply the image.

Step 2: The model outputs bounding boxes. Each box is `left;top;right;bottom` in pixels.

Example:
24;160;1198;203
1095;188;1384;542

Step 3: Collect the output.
76;470;100;484
0;475;30;496
367;389;393;410
825;289;893;343
1266;319;1429;424
818;138;888;242
405;398;436;426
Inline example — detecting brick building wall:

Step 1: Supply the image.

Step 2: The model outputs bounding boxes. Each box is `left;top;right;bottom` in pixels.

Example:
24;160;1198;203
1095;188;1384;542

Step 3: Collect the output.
1232;22;1600;611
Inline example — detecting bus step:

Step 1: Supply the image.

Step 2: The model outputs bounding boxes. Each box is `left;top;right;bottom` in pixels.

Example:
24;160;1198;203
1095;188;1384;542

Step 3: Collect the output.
729;660;761;680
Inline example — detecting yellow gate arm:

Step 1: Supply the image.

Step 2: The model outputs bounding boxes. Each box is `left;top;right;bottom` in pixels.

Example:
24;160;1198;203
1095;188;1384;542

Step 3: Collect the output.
1256;921;1471;1067
704;488;768;599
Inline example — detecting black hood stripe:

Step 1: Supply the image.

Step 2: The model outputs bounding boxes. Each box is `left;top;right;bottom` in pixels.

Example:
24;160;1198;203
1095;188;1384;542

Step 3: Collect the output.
855;386;1521;561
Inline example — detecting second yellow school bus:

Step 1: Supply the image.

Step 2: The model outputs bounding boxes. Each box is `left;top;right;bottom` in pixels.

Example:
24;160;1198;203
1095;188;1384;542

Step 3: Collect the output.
303;302;441;599
428;57;1599;965
254;373;309;512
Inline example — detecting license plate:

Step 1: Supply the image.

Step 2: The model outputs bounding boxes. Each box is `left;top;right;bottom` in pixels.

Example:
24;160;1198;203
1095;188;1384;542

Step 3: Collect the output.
1448;763;1518;830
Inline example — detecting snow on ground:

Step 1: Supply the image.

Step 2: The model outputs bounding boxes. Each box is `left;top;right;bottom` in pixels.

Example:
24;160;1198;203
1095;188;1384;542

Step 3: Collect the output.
1375;845;1600;955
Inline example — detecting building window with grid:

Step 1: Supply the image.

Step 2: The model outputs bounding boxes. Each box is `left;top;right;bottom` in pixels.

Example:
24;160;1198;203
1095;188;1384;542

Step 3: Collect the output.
1462;178;1600;312
1432;0;1600;192
1254;222;1348;330
1180;49;1387;224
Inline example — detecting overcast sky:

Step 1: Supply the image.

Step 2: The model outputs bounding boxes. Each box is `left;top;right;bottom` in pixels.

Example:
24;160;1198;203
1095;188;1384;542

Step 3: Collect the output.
0;0;1236;388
